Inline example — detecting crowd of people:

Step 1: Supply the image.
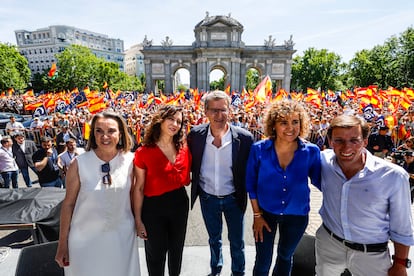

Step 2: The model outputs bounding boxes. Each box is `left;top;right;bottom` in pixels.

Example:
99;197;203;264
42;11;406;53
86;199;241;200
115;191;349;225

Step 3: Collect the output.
1;89;414;275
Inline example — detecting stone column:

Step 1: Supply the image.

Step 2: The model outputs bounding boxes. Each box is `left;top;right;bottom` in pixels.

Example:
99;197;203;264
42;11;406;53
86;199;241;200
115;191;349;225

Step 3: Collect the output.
231;57;241;92
197;57;208;92
144;59;152;93
239;60;247;91
164;59;172;93
190;60;197;90
265;59;272;76
284;59;292;91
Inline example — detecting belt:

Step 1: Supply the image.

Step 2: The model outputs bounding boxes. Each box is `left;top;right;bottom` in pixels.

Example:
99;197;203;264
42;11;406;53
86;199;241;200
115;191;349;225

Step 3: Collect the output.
204;192;235;199
214;193;234;199
323;224;388;253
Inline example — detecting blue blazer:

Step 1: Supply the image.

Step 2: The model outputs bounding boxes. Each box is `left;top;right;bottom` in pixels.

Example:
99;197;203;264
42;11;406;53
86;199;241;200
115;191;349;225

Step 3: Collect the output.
187;123;253;212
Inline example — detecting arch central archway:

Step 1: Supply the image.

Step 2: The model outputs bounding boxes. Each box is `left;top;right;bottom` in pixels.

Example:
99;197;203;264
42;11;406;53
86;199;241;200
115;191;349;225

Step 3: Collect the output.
142;14;295;94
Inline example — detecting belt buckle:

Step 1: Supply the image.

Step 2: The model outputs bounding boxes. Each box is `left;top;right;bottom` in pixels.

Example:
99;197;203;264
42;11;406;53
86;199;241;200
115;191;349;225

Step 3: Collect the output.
216;195;225;199
343;240;367;253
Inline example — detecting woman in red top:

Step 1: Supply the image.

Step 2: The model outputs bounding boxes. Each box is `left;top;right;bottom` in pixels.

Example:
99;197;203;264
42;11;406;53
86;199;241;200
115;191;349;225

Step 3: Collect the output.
133;105;191;276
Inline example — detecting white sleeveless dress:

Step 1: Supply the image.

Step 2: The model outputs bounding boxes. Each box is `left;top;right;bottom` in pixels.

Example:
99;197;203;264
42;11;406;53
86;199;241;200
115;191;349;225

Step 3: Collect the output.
65;150;140;276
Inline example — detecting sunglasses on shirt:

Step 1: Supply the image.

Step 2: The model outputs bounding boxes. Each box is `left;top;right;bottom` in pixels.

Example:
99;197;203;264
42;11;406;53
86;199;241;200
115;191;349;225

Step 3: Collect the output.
101;163;112;185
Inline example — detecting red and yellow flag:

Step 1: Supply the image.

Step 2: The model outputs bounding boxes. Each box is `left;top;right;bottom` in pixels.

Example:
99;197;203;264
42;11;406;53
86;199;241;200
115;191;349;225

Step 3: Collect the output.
48;63;57;77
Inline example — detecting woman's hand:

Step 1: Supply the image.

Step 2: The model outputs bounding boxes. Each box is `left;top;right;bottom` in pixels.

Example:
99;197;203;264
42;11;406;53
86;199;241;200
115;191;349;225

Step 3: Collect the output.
252;216;271;243
136;222;148;240
55;241;70;267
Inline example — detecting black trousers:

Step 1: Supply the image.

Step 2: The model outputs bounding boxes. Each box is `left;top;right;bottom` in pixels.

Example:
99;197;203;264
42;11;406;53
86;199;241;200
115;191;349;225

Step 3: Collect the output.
142;187;189;276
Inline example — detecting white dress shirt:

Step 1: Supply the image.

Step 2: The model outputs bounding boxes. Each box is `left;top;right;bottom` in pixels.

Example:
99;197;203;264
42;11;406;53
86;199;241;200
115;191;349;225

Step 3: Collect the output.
199;126;234;196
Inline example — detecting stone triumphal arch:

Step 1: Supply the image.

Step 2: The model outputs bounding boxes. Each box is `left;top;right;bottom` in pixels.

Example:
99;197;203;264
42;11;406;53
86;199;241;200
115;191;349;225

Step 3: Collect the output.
142;13;296;94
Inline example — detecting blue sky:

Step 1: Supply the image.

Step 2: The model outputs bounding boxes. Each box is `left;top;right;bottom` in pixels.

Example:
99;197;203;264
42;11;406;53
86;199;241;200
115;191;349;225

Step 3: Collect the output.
1;0;413;62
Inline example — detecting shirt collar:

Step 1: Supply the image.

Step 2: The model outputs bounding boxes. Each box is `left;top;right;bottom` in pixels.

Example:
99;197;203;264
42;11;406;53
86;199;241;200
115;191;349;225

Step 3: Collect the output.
206;124;231;144
261;137;306;150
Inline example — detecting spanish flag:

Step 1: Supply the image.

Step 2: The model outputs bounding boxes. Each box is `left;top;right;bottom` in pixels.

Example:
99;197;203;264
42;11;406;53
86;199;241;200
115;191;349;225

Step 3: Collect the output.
224;84;231;95
48;63;57;77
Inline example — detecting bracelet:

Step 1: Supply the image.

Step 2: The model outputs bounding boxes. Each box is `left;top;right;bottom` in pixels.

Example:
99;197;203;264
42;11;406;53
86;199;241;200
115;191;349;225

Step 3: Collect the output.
253;212;263;218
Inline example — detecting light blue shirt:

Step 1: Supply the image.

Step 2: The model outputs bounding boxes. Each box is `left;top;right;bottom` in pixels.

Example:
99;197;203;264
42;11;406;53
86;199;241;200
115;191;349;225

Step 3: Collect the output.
320;149;414;245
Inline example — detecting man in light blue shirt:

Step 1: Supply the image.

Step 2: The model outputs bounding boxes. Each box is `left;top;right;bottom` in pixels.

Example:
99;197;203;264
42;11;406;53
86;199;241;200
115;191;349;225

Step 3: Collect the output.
316;114;414;275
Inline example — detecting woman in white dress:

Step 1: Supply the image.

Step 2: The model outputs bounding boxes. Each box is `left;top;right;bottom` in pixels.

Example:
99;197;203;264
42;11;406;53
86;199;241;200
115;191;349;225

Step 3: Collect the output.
55;112;140;276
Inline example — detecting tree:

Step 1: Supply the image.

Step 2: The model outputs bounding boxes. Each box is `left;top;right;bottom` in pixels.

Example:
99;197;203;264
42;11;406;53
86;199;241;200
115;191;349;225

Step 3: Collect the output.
347;27;414;89
245;68;259;91
46;45;145;92
292;48;344;92
210;76;225;91
397;27;414;88
0;43;31;92
54;45;101;91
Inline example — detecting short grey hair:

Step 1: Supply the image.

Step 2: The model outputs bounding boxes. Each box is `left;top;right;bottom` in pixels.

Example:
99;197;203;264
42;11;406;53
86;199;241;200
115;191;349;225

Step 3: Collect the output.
203;90;231;110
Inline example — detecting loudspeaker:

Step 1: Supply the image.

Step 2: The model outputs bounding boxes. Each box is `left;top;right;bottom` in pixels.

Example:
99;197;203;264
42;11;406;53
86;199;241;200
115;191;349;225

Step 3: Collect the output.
15;241;63;276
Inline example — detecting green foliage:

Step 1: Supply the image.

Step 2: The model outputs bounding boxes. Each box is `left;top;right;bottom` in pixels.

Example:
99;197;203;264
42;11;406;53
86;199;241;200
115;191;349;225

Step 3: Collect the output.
0;43;31;92
210;76;225;90
245;68;259;91
177;84;187;92
37;45;145;92
157;80;165;93
292;48;344;92
347;26;414;89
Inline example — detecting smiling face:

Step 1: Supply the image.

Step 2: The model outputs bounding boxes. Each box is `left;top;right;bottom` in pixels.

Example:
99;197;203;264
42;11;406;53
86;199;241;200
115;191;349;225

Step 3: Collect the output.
93;117;120;150
329;125;368;169
205;98;229;131
274;113;300;143
160;111;183;138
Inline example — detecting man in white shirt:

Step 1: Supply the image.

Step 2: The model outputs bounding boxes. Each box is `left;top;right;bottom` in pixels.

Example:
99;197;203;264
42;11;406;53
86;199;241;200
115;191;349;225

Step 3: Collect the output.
58;138;84;187
5;115;25;136
0;136;19;188
188;91;254;276
29;117;44;130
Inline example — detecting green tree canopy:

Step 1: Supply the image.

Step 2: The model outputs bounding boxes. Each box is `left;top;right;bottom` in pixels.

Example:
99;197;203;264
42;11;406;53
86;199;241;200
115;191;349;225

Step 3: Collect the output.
41;45;145;92
0;43;31;92
292;47;345;92
347;26;414;89
245;68;260;91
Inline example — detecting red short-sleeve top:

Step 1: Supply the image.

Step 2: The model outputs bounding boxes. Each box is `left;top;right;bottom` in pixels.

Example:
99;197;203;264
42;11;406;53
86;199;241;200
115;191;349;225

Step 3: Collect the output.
134;144;192;197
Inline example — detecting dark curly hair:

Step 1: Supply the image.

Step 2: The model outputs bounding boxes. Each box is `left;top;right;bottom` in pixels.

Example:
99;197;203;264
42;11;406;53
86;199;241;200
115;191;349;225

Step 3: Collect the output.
142;105;186;151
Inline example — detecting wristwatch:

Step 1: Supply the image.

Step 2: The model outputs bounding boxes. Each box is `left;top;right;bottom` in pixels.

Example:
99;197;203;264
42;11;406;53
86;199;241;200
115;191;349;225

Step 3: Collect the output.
392;255;412;268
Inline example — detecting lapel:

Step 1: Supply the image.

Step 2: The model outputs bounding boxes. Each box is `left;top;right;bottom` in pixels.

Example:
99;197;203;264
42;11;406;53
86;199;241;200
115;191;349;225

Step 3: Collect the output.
193;125;208;171
230;125;240;169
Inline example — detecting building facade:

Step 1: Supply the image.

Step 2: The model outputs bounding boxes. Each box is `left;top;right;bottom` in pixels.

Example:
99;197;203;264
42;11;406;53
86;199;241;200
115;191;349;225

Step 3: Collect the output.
142;13;296;94
124;43;145;77
15;25;124;77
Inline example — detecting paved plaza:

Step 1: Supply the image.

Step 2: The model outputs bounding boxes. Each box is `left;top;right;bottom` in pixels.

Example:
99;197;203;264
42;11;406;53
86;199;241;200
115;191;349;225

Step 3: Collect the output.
1;173;414;275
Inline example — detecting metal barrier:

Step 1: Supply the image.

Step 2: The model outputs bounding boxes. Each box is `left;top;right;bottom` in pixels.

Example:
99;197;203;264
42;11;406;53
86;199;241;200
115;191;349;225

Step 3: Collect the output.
249;128;264;142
